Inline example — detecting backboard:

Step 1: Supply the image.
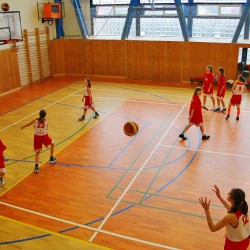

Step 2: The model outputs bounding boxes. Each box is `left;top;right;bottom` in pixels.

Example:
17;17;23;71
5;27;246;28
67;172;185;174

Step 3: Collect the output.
0;11;23;43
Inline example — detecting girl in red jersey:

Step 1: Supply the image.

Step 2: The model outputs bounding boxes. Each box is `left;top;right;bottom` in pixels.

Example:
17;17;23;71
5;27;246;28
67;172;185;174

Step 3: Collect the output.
179;87;210;140
199;185;250;250
79;78;99;121
214;67;227;112
202;65;216;111
0;139;7;187
226;75;247;121
21;109;56;173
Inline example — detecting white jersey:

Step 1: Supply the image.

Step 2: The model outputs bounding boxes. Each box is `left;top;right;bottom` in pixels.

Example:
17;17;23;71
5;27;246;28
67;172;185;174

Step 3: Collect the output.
33;119;48;136
226;213;250;242
233;82;245;95
84;86;90;97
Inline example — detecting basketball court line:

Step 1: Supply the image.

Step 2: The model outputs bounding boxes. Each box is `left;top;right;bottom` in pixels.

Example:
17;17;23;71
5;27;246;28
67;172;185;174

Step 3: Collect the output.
0;216;109;249
0;84;86;132
89;104;187;242
0;201;181;250
160;144;250;159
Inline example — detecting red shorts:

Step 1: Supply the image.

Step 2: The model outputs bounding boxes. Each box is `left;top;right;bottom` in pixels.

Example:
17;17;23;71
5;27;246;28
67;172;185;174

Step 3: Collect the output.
84;96;92;109
230;95;242;106
0;157;5;168
224;237;249;250
34;134;53;152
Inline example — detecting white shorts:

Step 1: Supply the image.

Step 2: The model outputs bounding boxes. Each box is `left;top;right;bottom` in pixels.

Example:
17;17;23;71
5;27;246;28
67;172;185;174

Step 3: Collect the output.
0;168;6;174
203;93;213;97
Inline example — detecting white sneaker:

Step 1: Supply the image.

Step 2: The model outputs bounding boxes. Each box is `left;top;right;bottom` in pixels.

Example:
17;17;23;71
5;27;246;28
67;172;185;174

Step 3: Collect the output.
0;178;5;186
210;107;217;111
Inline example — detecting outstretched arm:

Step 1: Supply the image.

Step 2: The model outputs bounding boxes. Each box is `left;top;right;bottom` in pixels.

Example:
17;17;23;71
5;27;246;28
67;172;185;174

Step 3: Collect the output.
212;185;231;211
198;196;233;232
21;119;36;130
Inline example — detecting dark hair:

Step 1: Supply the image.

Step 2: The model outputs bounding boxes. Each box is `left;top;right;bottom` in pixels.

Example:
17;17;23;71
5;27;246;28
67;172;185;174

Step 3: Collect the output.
229;188;248;215
86;78;91;88
38;109;46;123
194;87;202;96
218;67;224;76
207;65;213;73
239;75;245;83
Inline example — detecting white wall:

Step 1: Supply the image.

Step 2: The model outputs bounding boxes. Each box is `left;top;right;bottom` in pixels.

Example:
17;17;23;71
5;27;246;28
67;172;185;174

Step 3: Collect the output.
0;0;91;50
63;0;91;37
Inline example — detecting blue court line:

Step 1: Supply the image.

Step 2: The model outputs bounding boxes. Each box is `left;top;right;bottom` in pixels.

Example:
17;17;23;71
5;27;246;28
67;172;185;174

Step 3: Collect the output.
0;85;193;245
107;122;148;168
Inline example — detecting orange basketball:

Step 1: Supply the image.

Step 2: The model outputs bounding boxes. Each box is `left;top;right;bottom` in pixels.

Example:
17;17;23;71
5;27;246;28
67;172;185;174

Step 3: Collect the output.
1;3;9;11
123;121;139;136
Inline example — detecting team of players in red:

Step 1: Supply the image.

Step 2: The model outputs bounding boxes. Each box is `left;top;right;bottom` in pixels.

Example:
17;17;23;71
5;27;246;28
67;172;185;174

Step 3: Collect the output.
0;75;249;248
179;65;247;141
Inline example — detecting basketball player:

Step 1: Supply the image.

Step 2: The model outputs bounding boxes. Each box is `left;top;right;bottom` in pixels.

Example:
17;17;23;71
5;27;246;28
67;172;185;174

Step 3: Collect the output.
179;87;210;140
203;65;216;111
21;109;56;173
226;75;247;120
214;67;227;112
199;185;250;250
79;78;99;121
0;139;7;187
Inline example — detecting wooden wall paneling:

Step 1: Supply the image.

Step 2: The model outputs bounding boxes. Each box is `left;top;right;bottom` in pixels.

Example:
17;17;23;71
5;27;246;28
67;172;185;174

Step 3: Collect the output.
50;40;66;75
63;40;83;75
0;49;21;95
106;40;126;77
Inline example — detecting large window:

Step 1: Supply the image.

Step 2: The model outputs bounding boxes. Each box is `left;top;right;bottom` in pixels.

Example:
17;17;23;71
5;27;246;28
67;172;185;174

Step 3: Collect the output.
90;0;248;41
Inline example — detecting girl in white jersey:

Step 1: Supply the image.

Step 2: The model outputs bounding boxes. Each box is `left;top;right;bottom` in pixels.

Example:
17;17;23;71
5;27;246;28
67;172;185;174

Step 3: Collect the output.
21;110;56;173
199;185;250;250
79;78;99;121
226;75;247;121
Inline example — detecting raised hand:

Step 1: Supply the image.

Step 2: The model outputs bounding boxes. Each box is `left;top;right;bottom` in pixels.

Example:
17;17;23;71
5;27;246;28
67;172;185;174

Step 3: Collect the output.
198;196;211;210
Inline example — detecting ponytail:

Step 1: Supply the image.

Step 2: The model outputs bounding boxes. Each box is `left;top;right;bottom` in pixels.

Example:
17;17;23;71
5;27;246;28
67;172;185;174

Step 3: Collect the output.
228;188;248;215
38;109;46;123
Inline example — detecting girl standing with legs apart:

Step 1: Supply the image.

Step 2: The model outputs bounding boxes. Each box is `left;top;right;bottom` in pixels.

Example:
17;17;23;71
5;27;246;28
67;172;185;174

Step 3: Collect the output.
199;185;250;250
179;87;210;140
226;75;247;121
21;109;56;173
79;78;99;121
214;67;227;112
203;65;216;111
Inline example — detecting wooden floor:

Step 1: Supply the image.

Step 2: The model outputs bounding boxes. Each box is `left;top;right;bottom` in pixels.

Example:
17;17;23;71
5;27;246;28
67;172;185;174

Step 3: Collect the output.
0;77;249;250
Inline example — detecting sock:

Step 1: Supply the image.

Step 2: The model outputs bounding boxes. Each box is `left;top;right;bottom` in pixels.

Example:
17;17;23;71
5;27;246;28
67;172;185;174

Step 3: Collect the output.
35;164;38;168
227;106;231;115
237;109;240;117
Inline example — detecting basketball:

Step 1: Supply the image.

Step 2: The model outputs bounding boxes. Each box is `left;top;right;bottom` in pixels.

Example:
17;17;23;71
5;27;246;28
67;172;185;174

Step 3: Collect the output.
123;121;139;136
1;3;9;11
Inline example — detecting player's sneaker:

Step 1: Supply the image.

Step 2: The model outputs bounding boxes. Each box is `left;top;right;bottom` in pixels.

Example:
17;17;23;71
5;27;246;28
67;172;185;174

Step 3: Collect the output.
78;115;85;121
93;112;99;119
225;114;230;120
214;107;220;112
49;156;57;163
179;133;187;140
210;107;217;111
236;116;239;121
202;106;208;111
34;166;39;173
0;178;5;186
202;135;210;140
220;108;227;112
